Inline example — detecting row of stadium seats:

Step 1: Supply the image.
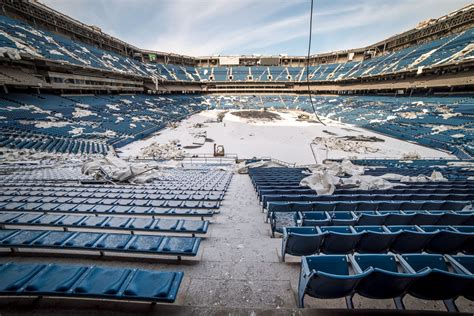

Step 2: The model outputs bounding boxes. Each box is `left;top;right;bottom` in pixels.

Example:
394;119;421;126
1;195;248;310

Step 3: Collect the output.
268;201;469;232
298;254;473;311
0;185;226;195
0;229;201;258
263;193;474;206
298;210;474;227
0;168;232;190
258;181;474;192
0;190;224;201
262;187;474;197
0;213;209;235
0;198;221;209
0;262;183;303
282;225;473;259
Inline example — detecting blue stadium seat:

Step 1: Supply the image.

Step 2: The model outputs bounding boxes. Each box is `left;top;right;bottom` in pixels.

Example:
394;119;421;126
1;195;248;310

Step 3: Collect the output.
452;226;474;254
281;227;324;261
329;211;358;226
320;226;362;254
351;254;425;309
354;211;387;226
0;262;183;303
353;226;396;253
298;255;370;308
400;254;474;311
387;226;434;253
446;255;474;301
421;226;470;254
299;211;331;226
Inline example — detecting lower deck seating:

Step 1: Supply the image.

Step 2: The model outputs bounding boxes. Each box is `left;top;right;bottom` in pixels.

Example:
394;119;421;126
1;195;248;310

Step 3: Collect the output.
0;164;233;309
0;229;201;258
0;262;183;303
298;254;474;311
251;165;474;311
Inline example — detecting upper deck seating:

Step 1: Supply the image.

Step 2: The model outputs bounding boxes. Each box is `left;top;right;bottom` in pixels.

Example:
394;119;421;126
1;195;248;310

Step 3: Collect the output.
0;12;472;87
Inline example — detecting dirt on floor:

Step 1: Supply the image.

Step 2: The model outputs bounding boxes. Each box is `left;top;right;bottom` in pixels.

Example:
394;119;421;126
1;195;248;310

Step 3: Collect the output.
230;110;281;121
340;135;385;142
216;111;228;122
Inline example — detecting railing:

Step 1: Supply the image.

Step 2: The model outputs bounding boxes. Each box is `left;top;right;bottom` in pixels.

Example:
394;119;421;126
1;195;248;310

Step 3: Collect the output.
128;153;239;165
183;155;237;165
257;156;297;168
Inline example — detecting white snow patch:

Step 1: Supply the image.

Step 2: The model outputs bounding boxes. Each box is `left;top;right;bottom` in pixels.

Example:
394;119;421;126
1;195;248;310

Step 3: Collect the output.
69;127;84;136
73;108;96;118
118;109;455;163
6;105;50;114
106;104;120;111
49;50;63;56
34;121;72;128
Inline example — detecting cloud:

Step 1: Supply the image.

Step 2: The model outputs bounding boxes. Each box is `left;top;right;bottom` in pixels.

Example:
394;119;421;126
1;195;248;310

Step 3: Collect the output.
39;0;472;56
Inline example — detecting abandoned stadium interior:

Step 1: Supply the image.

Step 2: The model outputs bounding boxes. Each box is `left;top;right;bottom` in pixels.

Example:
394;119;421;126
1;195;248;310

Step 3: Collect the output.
0;0;473;315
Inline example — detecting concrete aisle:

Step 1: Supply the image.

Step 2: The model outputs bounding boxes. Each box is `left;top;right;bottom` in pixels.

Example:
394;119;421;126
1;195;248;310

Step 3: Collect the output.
180;173;299;309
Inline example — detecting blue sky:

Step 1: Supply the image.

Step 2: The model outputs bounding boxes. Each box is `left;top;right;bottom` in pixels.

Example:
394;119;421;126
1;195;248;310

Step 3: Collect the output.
40;0;472;56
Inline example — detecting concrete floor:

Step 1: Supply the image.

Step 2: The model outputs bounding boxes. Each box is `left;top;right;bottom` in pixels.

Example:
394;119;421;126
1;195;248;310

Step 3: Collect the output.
0;174;473;314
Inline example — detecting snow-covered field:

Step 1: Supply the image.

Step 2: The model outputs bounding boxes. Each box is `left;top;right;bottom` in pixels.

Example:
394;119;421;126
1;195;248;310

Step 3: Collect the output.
119;109;455;164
